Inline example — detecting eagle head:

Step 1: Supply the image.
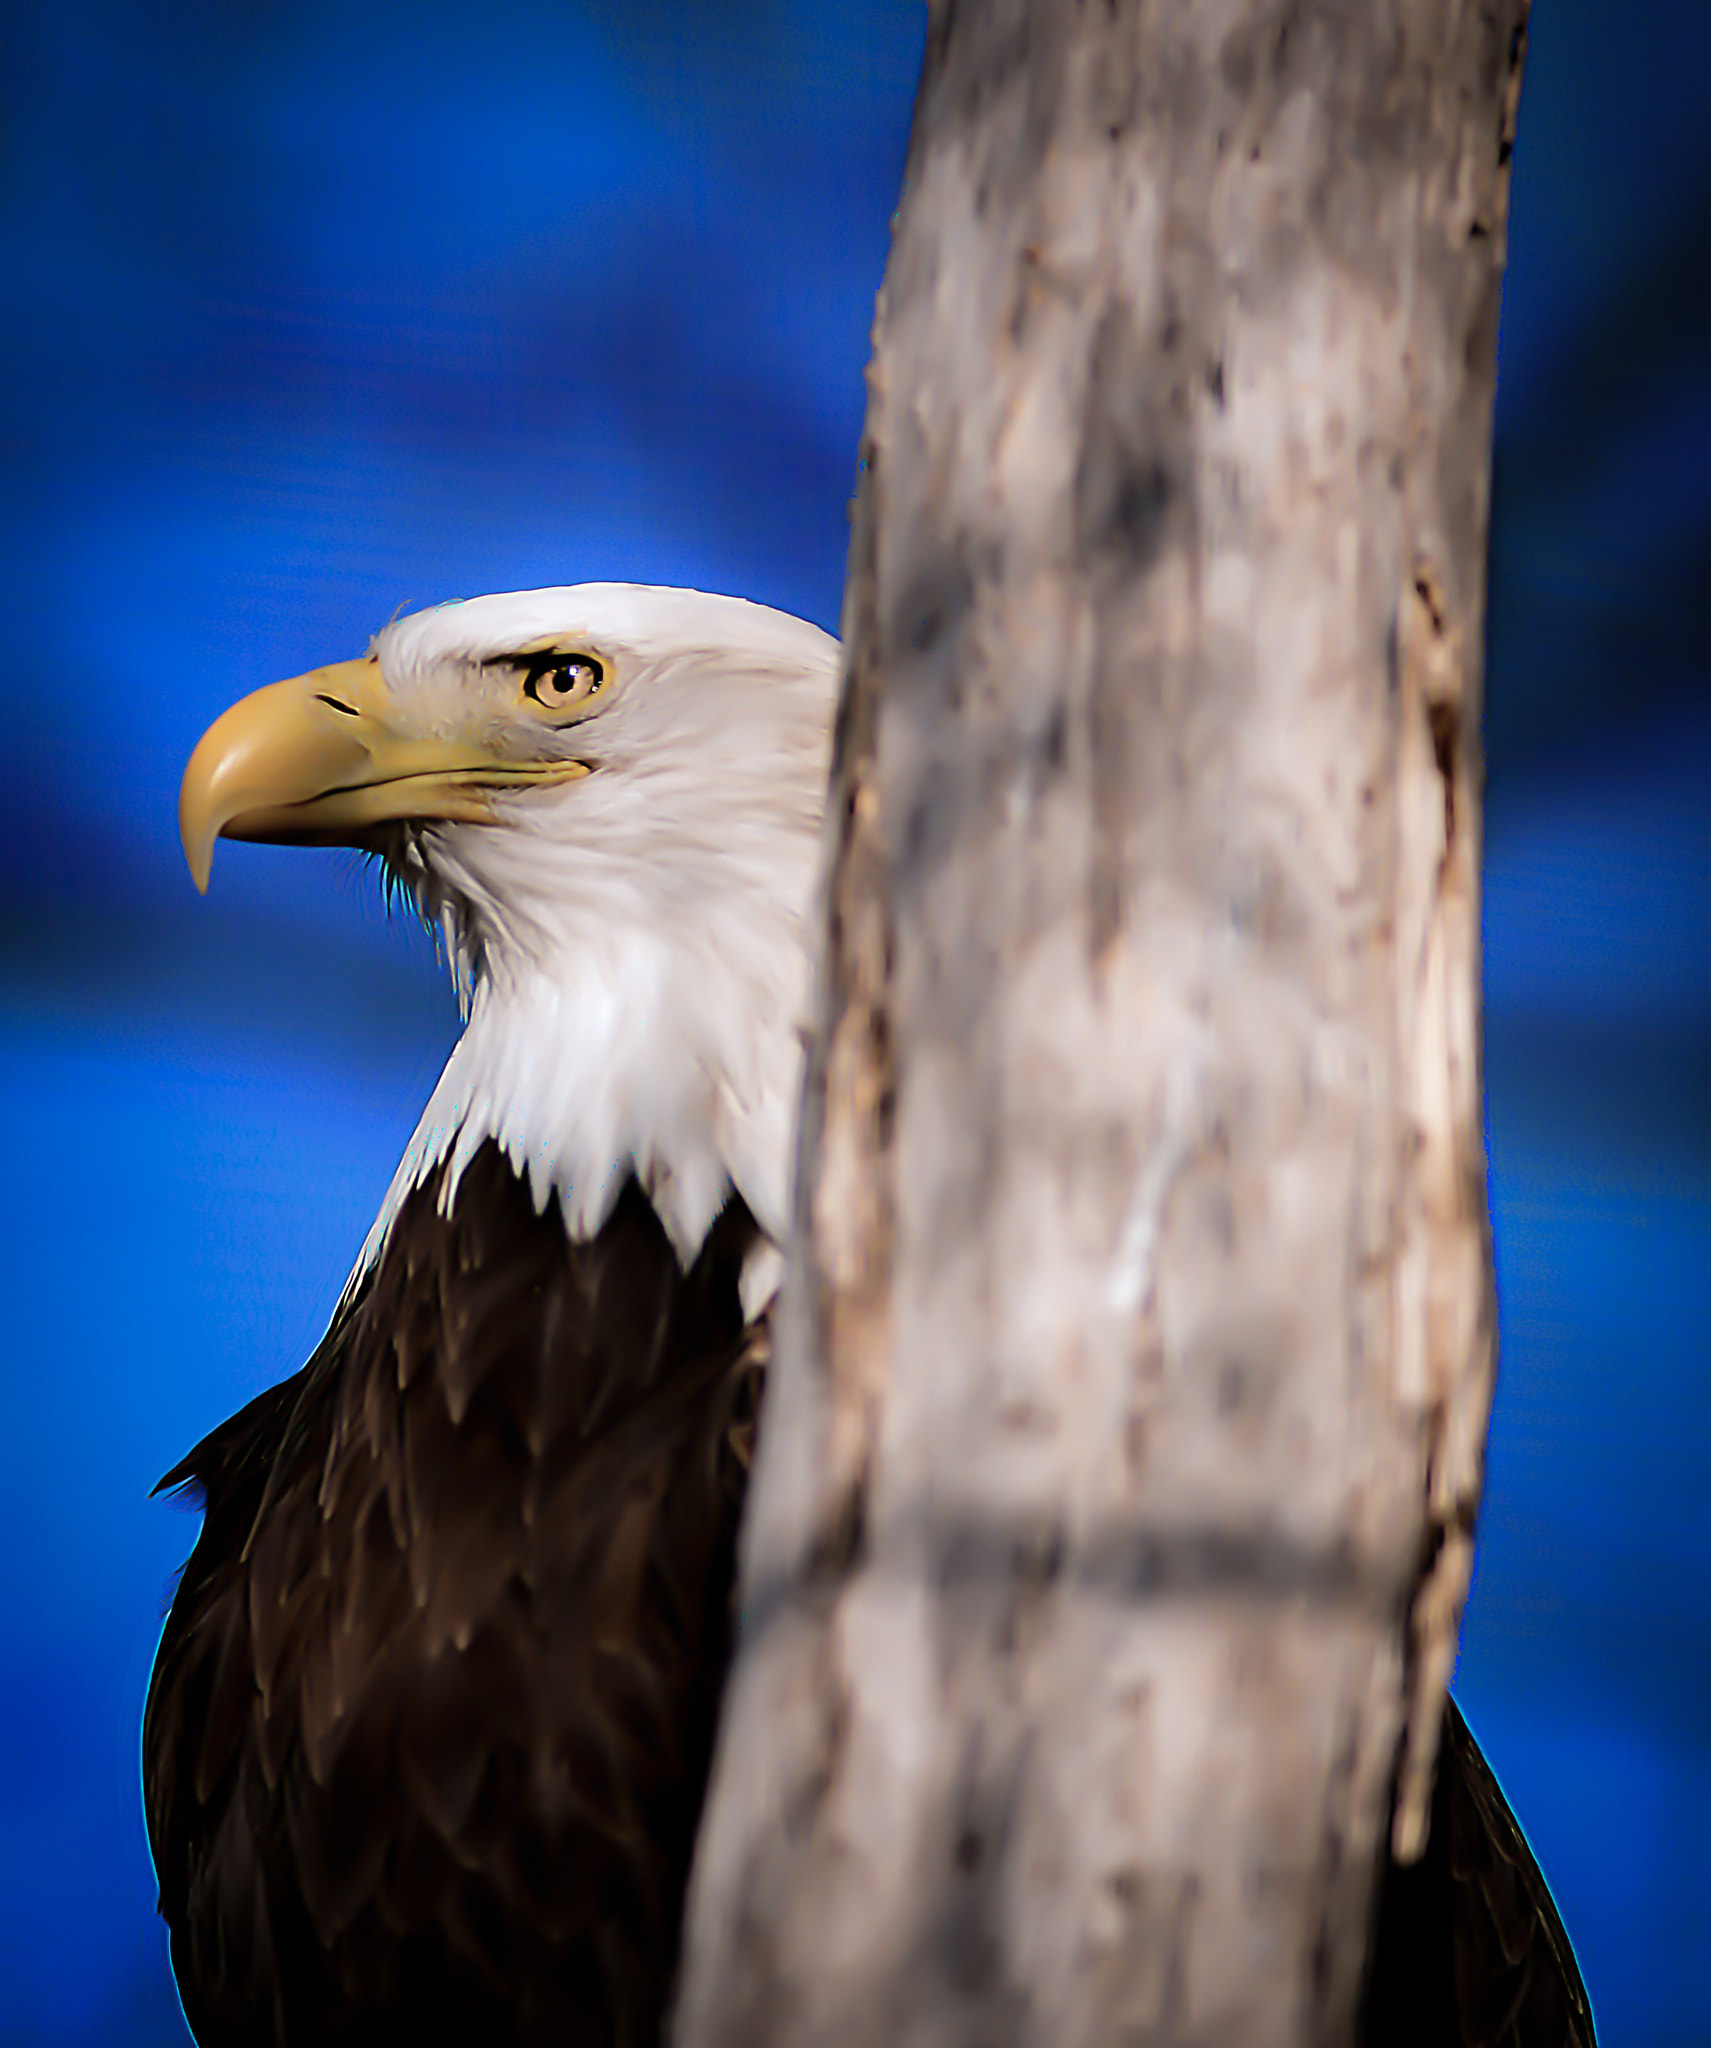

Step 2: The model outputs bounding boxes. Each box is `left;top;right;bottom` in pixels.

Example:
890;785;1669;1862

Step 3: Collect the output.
180;584;841;1273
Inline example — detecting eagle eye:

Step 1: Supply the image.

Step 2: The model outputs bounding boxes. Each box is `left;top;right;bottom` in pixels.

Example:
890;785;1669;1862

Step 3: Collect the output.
522;655;604;714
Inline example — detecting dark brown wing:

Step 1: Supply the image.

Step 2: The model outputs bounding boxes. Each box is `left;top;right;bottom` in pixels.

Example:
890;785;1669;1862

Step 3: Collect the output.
144;1142;762;2048
1363;1697;1597;2048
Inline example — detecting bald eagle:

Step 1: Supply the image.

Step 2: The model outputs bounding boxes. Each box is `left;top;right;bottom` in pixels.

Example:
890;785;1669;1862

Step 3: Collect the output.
144;585;1593;2048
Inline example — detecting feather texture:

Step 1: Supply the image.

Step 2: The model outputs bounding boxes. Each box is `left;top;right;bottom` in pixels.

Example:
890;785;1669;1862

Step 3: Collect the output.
147;584;1592;2045
145;1142;762;2048
146;1139;1594;2047
353;586;841;1267
1364;1697;1597;2046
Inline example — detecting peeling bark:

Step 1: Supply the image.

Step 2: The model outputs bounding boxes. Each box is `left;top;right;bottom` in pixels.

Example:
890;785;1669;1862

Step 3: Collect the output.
678;3;1525;2044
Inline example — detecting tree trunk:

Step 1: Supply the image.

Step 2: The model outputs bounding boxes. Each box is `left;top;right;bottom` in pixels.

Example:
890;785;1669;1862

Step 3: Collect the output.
677;2;1526;2044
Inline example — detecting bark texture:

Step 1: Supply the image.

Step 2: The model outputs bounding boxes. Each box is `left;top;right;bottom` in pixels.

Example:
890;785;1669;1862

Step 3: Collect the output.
677;3;1526;2044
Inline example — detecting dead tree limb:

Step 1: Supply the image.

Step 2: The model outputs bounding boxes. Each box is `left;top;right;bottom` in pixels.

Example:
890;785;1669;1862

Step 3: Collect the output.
678;2;1526;2043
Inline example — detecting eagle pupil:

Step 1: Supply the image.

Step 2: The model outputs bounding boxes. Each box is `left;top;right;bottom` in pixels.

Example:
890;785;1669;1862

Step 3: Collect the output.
527;656;602;707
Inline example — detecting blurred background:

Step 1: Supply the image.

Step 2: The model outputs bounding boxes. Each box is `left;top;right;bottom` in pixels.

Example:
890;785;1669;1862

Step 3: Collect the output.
0;0;1704;2042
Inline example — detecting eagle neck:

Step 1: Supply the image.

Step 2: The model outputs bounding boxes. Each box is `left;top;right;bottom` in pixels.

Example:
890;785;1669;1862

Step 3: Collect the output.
348;893;805;1301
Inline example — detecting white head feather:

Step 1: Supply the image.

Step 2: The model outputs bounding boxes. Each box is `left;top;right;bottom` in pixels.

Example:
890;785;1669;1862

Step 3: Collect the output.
346;584;840;1299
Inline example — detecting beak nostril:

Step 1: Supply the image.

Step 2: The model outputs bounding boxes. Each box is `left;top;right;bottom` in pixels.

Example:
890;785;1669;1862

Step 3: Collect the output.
316;695;361;717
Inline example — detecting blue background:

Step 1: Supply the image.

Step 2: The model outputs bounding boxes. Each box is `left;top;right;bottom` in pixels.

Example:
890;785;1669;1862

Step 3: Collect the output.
0;2;1705;2042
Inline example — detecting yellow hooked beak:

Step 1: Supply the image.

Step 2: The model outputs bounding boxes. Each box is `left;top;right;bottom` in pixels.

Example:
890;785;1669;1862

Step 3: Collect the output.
178;656;589;891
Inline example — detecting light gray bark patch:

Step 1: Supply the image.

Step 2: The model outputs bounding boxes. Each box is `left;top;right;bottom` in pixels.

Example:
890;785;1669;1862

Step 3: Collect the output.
1076;299;1197;577
1218;1;1413;172
806;1465;871;1589
1223;849;1312;954
1086;593;1132;965
924;0;1063;162
1076;280;1211;961
1215;1351;1278;1428
780;1633;854;1843
1463;263;1503;379
895;756;962;897
1304;1704;1370;2032
737;1510;1392;1659
1036;701;1069;777
888;547;977;674
932;1735;1028;2006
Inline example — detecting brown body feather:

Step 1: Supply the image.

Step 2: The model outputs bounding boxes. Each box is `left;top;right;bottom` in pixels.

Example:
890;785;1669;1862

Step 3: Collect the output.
145;1142;1591;2047
1365;1696;1597;2046
144;1141;760;2048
